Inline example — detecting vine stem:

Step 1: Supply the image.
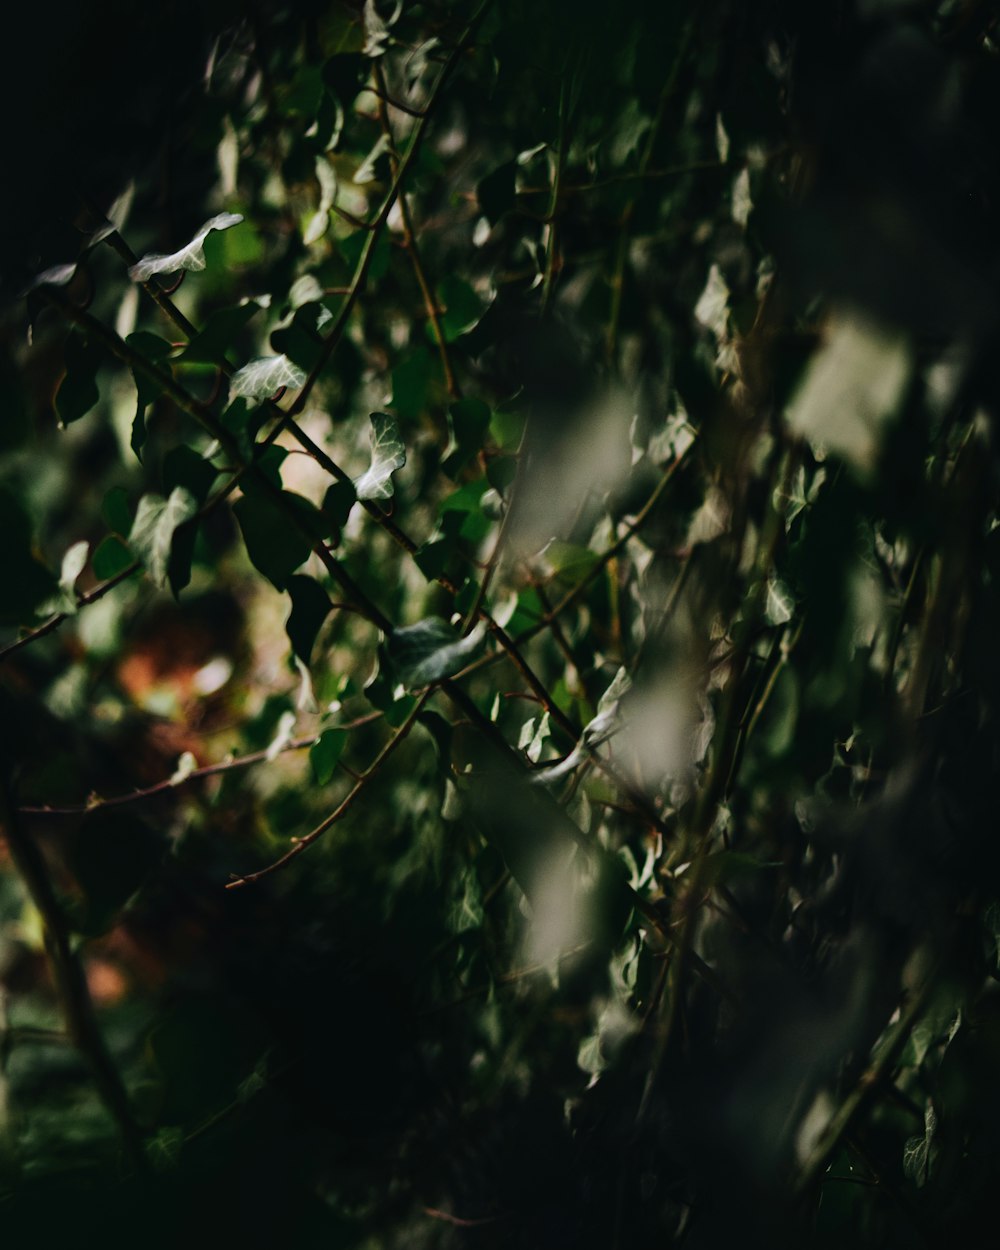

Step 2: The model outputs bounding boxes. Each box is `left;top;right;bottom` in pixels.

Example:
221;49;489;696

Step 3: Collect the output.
226;692;431;887
0;774;146;1167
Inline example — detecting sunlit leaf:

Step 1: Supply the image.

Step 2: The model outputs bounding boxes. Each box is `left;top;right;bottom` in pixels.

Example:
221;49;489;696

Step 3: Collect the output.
128;212;244;282
354;411;405;500
229;353;307;403
129;487;198;589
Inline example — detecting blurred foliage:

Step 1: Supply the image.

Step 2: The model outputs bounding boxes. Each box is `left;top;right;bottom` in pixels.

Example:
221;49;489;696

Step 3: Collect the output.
3;0;1000;1244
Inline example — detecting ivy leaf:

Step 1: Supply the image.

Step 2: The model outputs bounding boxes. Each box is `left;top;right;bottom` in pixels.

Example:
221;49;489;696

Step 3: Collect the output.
443;398;491;479
176;303;261;365
433;275;488;343
0;488;57;624
57;540;89;613
56;330;102;425
285;574;332;665
310;728;346;785
129;487;198;590
126;330;173;460
229;354;307;404
477;159;517;227
128;213;244;282
92;535;133;581
232;486;318;590
388;617;486;689
354;412;406;501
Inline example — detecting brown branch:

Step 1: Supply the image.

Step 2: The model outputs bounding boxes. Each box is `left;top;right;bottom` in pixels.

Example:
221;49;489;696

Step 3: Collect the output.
0;561;141;663
17;714;383;818
226;692;430;887
0;774;147;1167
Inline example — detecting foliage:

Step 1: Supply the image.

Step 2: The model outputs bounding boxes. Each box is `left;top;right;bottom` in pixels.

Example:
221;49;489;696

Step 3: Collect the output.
3;1;1000;1245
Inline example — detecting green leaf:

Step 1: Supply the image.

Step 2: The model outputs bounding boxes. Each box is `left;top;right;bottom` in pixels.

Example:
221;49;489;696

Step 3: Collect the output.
128;212;244;281
391;348;432;422
322;478;357;533
229;354;307;403
270;302;332;372
354;412;405;501
310;728;346;785
432;275;487;343
101;486;132;535
443;398;491;478
126;331;173;460
0;486;57;624
129;486;198;589
0;346;29;451
477;159;516;226
163;445;218;504
55;330;102;425
92;535;134;580
232;487;315;590
176;303;261;365
69;810;165;934
388;617;486;688
286;574;332;665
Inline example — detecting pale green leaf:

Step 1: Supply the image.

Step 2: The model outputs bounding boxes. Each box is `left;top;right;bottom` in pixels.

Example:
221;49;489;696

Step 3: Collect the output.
128;213;244;282
354;412;406;501
229;354;307;403
129;487;198;588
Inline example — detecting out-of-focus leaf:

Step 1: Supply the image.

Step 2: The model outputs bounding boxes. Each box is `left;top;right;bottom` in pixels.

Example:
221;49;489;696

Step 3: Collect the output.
388;617;486;688
55;330;101;425
286;574;332;665
443;398;491;478
128;212;244;281
69;810;165;934
0;488;55;625
354;412;405;500
91;535;133;581
310;728;346;785
129;486;198;589
477;159;517;226
786;311;912;477
433;275;488;343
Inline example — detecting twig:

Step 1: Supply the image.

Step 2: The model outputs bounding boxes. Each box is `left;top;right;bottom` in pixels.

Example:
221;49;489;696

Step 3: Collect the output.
0;774;147;1167
226;692;430;887
17;715;383;817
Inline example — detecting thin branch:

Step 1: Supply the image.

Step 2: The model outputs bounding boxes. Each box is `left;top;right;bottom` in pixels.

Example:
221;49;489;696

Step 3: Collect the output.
226;691;430;887
0;774;147;1167
373;60;459;401
17;714;383;818
0;561;141;663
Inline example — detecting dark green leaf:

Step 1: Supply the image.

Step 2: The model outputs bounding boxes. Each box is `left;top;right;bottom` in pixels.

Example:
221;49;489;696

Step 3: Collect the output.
387;617;486;688
477;159;516;226
129;487;198;589
443;398;491;478
91;535;134;580
432;275;487;343
55;330;101;425
391;348;432;422
176;303;260;365
233;486;315;589
163;445;218;504
101;486;132;535
0;486;57;624
286;574;332;665
310;728;346;785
